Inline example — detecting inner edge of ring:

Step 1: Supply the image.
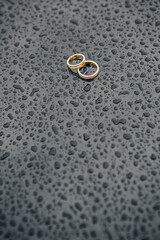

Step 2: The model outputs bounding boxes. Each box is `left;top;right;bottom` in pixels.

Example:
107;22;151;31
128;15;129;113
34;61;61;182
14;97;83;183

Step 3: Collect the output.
69;61;86;69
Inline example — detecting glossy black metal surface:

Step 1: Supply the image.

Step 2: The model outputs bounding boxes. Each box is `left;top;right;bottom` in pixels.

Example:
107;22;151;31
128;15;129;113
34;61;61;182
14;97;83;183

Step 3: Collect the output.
0;0;160;239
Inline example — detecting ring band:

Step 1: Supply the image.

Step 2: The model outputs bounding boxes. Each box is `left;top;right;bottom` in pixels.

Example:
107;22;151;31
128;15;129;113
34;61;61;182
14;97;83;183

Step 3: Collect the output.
77;60;99;80
67;53;85;70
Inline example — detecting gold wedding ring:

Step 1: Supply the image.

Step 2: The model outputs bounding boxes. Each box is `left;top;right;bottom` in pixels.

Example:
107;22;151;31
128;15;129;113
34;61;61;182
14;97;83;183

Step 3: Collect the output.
78;60;99;80
67;53;85;70
67;53;99;80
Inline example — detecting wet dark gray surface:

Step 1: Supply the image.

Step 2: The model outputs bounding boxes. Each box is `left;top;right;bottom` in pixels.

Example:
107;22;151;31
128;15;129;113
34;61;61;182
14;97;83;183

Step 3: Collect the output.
0;0;160;239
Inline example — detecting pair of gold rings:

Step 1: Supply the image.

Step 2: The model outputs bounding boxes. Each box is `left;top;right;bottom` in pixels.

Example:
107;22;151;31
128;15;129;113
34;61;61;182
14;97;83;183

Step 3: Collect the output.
67;53;99;80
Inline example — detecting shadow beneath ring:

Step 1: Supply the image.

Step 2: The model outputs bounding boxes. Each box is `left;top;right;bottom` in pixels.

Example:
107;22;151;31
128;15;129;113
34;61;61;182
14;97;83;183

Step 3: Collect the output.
81;78;96;82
